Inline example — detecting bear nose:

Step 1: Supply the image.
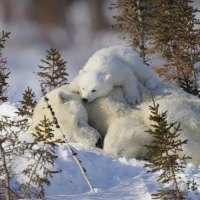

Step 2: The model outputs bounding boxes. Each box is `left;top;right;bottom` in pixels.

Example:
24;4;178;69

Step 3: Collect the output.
82;98;88;102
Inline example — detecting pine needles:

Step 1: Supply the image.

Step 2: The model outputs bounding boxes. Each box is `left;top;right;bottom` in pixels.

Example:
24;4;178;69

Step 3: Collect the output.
111;0;200;88
37;46;68;93
145;98;191;199
16;87;37;117
22;116;62;199
0;31;10;103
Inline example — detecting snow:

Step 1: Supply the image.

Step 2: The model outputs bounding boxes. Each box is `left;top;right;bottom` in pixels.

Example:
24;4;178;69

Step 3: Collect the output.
0;1;199;198
0;102;18;117
45;144;158;200
1;103;200;199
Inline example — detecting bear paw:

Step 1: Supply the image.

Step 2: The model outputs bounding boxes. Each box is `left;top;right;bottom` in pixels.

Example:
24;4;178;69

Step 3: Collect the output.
145;76;160;90
125;93;142;105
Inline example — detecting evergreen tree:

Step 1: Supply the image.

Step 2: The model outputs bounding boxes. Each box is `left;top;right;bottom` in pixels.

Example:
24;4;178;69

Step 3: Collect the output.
145;98;191;200
36;46;68;93
0;31;10;49
179;75;200;97
0;58;10;103
0;114;61;199
0;31;10;103
0;116;25;200
148;0;200;87
16;87;37;117
22;116;62;199
111;0;152;64
111;0;200;87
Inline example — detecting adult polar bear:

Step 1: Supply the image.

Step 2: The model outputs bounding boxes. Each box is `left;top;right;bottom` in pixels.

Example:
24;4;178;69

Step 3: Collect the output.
71;46;160;105
85;84;200;165
29;83;200;165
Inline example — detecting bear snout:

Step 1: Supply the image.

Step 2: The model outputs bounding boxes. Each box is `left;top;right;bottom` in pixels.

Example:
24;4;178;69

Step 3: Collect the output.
82;98;88;103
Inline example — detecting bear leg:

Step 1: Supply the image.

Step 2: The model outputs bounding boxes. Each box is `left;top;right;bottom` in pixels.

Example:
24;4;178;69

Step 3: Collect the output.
123;75;142;105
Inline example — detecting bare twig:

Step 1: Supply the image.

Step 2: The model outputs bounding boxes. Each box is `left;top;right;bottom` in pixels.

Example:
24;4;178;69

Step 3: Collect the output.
41;86;95;192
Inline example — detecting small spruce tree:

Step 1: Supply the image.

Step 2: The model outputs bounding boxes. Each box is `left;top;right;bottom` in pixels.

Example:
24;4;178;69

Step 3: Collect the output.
0;116;24;200
111;0;200;87
0;114;62;199
0;31;10;103
22;115;62;199
36;46;68;93
145;98;191;200
16;87;37;117
110;0;151;64
0;31;10;49
0;107;61;199
179;75;200;97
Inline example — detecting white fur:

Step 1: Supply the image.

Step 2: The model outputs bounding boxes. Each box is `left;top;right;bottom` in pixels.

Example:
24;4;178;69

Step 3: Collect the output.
71;46;161;105
29;83;200;165
29;45;200;165
28;85;101;146
84;87;152;158
138;83;200;165
85;83;200;165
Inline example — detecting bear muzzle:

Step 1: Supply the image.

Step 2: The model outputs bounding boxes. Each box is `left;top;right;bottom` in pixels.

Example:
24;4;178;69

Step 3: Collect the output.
82;98;88;103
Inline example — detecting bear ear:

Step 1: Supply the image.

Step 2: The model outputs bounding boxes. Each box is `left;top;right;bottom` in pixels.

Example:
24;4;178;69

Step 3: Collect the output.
79;69;86;75
58;92;71;103
105;74;111;81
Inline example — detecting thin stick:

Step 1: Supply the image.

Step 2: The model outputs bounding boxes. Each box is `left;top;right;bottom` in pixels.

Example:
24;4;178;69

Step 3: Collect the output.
42;87;95;192
57;127;95;192
0;144;11;200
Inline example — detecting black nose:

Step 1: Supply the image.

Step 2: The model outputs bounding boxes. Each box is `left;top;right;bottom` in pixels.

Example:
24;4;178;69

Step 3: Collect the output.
82;98;88;102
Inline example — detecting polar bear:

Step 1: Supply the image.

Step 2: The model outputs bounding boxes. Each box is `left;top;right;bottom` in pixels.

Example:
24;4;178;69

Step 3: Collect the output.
29;44;200;165
71;46;161;105
28;85;101;146
85;83;200;165
29;83;200;165
84;86;153;159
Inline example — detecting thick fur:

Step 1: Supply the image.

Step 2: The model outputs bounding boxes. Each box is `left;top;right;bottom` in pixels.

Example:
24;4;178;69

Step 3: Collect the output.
71;46;160;104
29;45;200;165
84;87;152;158
28;85;101;146
85;83;200;165
29;83;200;165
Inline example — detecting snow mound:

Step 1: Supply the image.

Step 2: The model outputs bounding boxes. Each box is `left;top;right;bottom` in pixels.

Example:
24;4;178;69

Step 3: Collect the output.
0;102;18;117
45;144;200;200
45;143;158;200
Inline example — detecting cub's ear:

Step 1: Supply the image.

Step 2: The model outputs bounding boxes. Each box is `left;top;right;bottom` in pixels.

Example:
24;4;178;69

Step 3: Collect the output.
58;91;71;103
79;69;86;75
105;74;111;81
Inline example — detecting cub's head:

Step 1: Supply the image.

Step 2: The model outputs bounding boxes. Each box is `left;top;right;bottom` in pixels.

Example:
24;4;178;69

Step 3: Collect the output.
78;70;112;102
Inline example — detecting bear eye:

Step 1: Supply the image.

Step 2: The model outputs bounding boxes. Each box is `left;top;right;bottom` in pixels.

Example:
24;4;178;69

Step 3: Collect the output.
92;89;96;93
82;88;84;90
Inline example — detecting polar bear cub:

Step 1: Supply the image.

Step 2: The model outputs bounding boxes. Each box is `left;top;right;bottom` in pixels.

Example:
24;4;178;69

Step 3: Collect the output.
71;46;161;104
28;85;101;146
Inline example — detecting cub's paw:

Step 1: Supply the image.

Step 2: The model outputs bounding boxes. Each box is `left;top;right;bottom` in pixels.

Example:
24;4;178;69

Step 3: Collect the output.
125;93;142;105
145;76;160;90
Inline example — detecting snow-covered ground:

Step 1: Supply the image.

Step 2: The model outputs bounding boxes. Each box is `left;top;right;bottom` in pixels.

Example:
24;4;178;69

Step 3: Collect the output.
1;102;200;200
45;146;200;200
0;1;200;199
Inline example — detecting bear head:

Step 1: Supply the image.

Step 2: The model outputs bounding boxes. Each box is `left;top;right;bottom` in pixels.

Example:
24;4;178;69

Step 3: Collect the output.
78;70;112;103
